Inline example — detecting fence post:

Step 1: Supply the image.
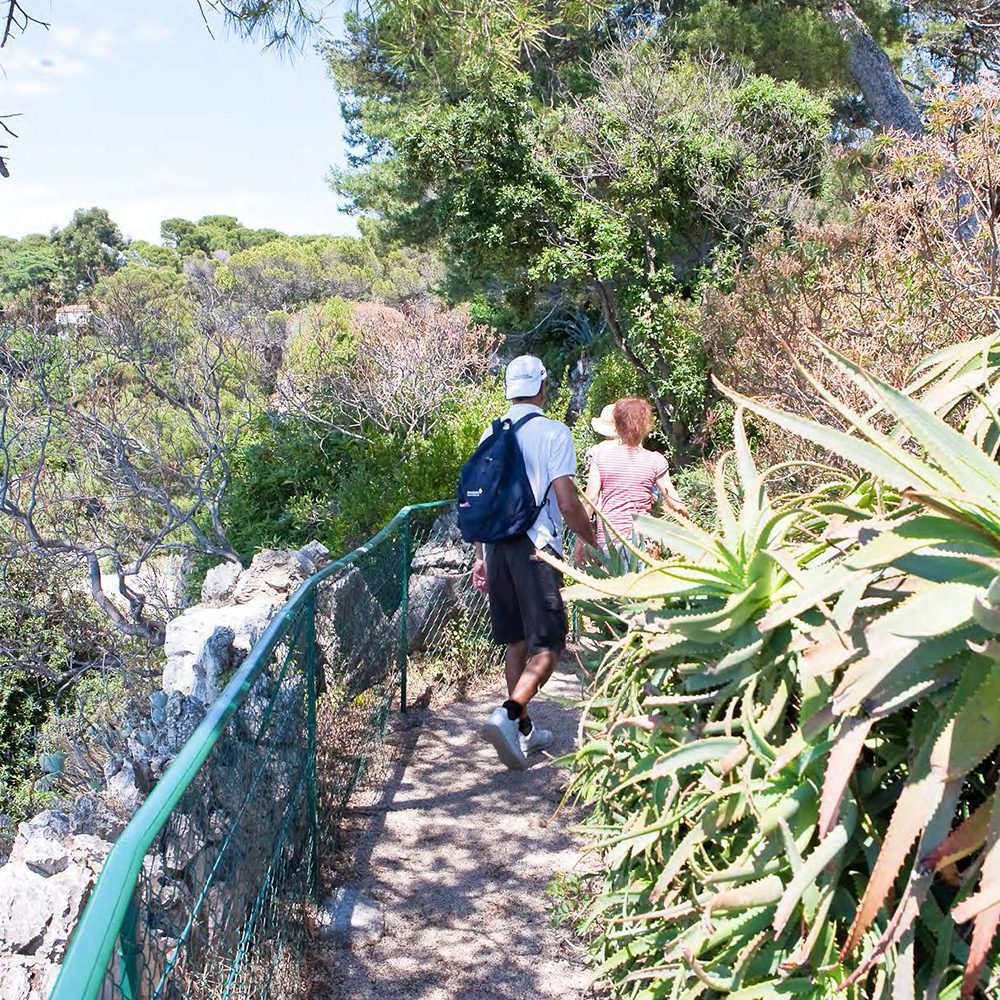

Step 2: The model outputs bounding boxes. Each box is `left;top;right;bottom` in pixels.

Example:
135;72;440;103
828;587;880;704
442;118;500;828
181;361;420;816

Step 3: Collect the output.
305;592;319;898
398;509;411;713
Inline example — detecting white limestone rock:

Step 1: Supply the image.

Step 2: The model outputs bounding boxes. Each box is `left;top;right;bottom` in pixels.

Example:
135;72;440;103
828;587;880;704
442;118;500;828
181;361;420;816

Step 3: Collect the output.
201;560;243;604
104;759;144;815
0;859;92;962
314;887;385;950
0;956;57;1000
231;549;311;604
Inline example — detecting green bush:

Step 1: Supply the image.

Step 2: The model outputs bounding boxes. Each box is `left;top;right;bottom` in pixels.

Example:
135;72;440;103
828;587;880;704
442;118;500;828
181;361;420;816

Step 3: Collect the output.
565;343;1000;998
0;670;56;826
221;380;504;561
0;557;151;825
574;350;649;457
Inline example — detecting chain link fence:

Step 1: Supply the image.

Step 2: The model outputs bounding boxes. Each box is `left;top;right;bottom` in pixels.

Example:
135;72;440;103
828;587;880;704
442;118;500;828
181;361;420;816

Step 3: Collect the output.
52;501;493;1000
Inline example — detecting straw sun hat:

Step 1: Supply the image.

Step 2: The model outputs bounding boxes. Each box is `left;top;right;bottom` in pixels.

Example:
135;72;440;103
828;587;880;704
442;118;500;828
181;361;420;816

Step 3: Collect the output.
591;403;618;439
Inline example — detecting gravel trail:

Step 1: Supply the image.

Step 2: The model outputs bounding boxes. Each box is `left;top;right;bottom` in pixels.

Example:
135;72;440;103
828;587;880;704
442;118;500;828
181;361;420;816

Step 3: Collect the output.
312;661;593;1000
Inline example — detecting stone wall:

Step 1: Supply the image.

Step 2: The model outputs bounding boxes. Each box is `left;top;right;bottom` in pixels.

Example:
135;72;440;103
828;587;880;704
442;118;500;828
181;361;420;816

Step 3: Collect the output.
0;541;330;999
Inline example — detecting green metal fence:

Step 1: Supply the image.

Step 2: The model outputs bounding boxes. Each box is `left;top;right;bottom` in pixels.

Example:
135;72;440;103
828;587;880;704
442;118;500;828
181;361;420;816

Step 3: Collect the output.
51;501;492;1000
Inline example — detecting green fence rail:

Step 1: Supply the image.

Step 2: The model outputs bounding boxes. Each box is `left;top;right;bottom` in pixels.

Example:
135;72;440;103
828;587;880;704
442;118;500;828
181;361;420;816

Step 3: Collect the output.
51;501;493;1000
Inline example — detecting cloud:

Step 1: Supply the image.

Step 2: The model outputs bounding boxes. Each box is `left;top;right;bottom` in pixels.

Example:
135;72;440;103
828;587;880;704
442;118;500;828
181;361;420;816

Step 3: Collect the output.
2;14;165;100
132;22;174;45
7;79;59;98
49;25;118;60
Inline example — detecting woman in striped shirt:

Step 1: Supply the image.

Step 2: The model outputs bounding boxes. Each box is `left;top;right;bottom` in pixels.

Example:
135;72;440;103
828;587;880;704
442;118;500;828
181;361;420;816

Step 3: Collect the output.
581;397;687;556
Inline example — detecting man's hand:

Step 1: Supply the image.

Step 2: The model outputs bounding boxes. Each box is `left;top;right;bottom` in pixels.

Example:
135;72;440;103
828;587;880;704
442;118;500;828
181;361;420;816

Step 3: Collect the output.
472;556;488;594
573;538;593;567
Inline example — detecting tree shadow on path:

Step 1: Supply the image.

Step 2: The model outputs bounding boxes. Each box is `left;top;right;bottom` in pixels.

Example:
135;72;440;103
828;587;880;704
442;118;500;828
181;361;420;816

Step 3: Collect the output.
310;661;596;1000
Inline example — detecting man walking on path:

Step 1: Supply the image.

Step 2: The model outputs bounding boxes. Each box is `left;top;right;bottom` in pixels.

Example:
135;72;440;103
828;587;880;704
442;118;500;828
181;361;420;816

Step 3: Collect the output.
471;355;599;770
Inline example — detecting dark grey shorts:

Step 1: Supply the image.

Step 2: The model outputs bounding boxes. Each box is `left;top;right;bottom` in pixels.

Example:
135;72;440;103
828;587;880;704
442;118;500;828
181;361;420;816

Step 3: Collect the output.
485;536;568;655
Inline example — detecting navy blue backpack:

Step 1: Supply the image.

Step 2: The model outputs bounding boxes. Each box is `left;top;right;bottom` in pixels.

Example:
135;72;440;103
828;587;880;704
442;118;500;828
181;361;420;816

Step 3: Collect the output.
456;413;549;544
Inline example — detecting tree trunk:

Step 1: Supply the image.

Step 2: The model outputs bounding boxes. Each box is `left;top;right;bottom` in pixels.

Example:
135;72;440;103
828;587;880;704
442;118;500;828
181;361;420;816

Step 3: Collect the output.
87;555;166;647
827;1;924;136
590;273;687;454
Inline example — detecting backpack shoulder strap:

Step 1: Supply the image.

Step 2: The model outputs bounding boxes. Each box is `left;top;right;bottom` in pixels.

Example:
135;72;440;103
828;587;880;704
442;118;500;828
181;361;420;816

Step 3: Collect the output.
507;410;558;517
510;411;543;432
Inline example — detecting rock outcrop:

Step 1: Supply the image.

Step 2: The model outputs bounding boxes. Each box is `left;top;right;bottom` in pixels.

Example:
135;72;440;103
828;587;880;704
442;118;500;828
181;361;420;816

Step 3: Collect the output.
406;510;480;654
0;812;112;999
0;540;331;1000
162;544;330;704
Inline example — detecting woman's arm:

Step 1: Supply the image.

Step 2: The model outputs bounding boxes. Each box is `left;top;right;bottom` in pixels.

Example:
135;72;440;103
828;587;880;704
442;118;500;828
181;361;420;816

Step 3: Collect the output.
656;471;689;517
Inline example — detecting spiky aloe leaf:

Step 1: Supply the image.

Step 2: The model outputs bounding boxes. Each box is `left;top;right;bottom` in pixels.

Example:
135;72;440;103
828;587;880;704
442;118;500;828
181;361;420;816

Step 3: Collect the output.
733;408;763;506
906;333;995;390
717;379;951;496
926;795;994;872
614;737;744;793
842;663;988;957
715;449;740;549
832;582;980;716
650;796;746;903
633;513;718;562
845;663;1000;978
664;587;765;645
772;804;854;937
952;792;1000;908
955;789;1000;999
836;628;974;720
846;515;998;571
817;339;1000;505
559;564;713;602
818;716;872;839
725;978;818;998
792;621;859;678
704;874;784;925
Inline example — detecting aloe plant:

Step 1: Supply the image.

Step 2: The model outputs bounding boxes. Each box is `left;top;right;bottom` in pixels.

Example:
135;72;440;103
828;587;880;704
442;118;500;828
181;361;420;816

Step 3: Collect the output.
564;343;1000;998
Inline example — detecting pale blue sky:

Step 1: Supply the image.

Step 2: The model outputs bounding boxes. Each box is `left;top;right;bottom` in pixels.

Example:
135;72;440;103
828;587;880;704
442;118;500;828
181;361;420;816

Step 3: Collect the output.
0;0;357;241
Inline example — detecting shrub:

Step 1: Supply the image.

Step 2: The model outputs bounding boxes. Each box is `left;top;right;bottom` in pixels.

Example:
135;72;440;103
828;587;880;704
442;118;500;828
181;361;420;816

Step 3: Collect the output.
707;80;1000;471
563;343;1000;998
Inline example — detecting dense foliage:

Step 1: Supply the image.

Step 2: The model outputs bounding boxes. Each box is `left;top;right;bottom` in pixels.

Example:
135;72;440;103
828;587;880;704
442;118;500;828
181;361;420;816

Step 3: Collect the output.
318;0;997;452
708;82;1000;475
330;14;838;450
0;208;492;821
564;345;1000;996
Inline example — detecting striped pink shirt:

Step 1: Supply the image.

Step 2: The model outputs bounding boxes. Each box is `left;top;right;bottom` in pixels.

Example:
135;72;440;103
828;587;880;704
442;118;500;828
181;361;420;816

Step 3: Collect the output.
590;441;670;546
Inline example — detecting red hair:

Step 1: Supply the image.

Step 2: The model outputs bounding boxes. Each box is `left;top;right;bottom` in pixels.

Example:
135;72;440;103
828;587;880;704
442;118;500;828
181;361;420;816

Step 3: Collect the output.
613;397;654;447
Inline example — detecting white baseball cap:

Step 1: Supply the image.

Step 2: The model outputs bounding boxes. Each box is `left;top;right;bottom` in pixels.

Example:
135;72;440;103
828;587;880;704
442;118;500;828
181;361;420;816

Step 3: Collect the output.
505;355;547;400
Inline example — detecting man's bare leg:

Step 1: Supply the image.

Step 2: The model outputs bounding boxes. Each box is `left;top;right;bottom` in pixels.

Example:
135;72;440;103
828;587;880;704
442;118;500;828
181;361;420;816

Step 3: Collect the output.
509;648;559;713
504;641;528;697
483;646;560;767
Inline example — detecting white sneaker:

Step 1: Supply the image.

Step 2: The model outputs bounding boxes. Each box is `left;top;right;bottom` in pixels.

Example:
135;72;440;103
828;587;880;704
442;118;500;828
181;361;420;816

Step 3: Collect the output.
520;726;553;755
481;707;528;770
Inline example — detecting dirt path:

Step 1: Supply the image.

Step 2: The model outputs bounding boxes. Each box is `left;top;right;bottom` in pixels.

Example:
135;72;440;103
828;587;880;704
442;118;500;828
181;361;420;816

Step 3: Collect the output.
312;662;593;1000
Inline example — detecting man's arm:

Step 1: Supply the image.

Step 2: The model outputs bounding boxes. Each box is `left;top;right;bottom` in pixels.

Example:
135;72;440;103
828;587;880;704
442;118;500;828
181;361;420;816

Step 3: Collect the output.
583;462;601;515
553;475;599;550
